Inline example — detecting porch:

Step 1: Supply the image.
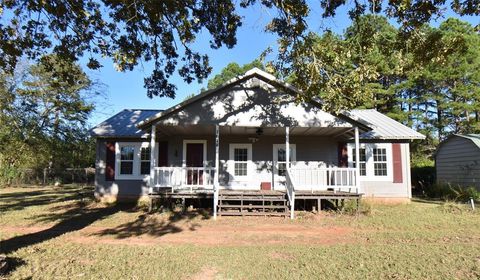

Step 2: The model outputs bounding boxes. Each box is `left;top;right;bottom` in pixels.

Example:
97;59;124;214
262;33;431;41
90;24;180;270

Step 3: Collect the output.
150;166;359;194
149;188;362;217
146;124;364;219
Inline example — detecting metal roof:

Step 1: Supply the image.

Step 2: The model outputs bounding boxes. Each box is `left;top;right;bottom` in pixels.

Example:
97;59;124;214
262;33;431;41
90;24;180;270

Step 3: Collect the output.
91;108;425;140
455;134;480;149
90;109;162;138
90;69;425;141
348;109;426;140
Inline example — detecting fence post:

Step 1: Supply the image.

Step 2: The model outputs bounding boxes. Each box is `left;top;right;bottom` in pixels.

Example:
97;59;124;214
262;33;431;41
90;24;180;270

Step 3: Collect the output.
43;168;47;185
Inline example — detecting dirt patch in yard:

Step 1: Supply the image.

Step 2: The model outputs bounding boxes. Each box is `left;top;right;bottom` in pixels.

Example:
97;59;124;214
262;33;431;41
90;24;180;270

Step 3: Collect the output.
79;221;354;246
2;217;356;247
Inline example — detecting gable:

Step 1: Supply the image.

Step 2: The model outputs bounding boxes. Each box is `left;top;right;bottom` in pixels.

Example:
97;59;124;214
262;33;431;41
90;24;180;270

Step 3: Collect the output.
437;135;480;159
154;77;351;128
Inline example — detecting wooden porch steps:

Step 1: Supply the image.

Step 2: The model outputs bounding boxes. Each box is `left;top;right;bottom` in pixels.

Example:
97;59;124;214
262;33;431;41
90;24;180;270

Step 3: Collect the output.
218;190;289;217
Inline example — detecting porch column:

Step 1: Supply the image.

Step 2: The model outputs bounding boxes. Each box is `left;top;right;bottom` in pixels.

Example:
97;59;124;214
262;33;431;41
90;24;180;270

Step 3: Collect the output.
286;126;295;219
213;125;220;219
149;125;157;194
354;126;360;194
285;127;290;168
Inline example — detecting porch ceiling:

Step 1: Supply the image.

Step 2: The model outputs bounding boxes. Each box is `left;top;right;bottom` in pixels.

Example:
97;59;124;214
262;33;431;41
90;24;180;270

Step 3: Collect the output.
155;124;354;139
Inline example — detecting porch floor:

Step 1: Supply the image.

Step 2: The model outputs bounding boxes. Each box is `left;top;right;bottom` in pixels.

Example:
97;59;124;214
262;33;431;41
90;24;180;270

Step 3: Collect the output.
149;188;362;200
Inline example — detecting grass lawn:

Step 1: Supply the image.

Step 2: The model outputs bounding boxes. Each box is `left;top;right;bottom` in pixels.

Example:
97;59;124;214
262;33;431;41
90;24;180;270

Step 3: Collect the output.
1;185;479;279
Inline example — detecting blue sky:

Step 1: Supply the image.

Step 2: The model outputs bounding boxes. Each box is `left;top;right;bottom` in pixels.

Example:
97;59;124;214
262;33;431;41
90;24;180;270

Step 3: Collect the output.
86;2;478;126
87;2;354;126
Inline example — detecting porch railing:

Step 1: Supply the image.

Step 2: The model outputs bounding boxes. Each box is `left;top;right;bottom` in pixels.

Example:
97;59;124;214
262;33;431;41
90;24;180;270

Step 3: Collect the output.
152;167;215;192
289;167;358;193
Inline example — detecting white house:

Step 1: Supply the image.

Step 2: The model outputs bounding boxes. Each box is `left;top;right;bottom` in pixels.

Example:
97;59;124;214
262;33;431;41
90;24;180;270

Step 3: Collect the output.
91;68;425;218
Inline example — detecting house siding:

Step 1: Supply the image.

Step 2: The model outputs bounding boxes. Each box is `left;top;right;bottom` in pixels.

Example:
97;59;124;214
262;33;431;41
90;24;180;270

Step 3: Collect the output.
156;78;351;128
436;136;480;190
95;138;150;200
358;143;411;198
95;136;413;199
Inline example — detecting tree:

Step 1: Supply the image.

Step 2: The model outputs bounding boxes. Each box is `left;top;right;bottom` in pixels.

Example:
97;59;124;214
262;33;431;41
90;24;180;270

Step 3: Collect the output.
0;55;97;184
207;60;265;89
398;18;480;140
1;1;477;102
286;29;381;112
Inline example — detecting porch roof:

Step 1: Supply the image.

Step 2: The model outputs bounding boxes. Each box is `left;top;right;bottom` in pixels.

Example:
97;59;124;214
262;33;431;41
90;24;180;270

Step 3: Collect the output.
156;125;354;139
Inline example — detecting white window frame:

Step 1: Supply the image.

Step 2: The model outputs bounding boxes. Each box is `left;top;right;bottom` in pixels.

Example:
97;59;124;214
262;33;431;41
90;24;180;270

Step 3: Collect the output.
139;146;151;175
115;142;157;180
273;144;297;176
228;144;252;181
352;147;367;176
347;143;393;182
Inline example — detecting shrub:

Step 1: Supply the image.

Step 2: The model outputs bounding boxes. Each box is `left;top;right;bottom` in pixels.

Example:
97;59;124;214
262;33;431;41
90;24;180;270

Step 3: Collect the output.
341;199;372;216
425;183;480;202
438;201;467;214
411;166;435;195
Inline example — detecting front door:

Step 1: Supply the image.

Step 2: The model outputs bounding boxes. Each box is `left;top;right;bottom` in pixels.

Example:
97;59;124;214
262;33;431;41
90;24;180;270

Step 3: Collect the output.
272;144;296;190
186;143;204;185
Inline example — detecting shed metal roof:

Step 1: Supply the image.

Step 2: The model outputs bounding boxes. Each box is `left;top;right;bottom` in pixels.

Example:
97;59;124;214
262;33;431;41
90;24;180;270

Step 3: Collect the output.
90;109;162;138
348;109;425;140
455;134;480;149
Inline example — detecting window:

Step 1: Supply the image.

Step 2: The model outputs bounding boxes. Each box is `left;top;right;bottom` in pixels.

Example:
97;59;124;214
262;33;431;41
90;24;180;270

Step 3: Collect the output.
348;143;392;181
373;148;387;176
352;148;367;176
140;147;151;175
229;144;252;180
115;142;157;179
277;148;287;176
234;148;248;176
120;146;134;174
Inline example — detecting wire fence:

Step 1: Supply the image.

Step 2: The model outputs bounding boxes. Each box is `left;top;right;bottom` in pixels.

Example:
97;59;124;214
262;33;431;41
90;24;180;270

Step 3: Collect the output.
7;168;95;186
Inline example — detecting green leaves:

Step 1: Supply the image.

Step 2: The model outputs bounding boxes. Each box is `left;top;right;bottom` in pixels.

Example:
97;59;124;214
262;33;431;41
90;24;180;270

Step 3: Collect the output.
0;55;96;177
285;16;397;113
0;1;478;100
281;14;480;149
207;59;265;90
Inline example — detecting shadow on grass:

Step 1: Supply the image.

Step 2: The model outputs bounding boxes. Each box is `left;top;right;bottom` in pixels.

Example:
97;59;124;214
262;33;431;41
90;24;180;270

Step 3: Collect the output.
0;186;212;276
94;209;211;239
411;196;448;205
0;203;124;255
0;257;26;277
0;185;94;213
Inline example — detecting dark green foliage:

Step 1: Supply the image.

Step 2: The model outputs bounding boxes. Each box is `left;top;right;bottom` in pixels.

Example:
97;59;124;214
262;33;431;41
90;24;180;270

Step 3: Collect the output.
0;56;96;185
411;166;436;195
1;1;477;100
282;16;480;165
423;183;480;202
207;60;265;90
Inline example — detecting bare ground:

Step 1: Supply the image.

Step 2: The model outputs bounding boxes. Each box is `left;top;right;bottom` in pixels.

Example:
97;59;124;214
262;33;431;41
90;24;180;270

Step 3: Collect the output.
1;216;355;247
